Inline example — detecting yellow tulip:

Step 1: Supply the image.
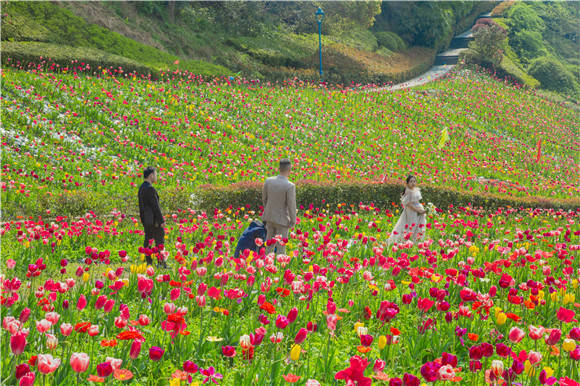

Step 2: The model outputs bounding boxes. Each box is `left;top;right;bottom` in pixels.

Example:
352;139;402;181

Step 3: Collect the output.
550;292;558;302
572;279;578;289
496;312;507;325
169;378;181;386
562;339;576;352
82;272;90;283
524;360;535;377
378;335;387;350
290;344;301;361
354;322;364;333
563;293;575;305
543;367;554;378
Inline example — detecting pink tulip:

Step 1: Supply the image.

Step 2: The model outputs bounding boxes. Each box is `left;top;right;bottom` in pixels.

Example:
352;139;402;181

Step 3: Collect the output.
138;314;150;326
106;357;122;370
60;323;73;336
19;372;35;386
37;354;61;374
70;353;90;373
45;312;60;326
103;299;115;313
10;332;27;355
528;351;542;365
19;308;31;323
130;340;142;359
508;327;525;344
36;319;51;333
76;294;87;311
529;325;545;340
275;315;289;329
87;325;100;337
46;334;58;350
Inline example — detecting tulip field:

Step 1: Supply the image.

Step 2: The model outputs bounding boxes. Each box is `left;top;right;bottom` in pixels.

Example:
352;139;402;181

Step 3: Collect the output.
1;203;579;385
1;62;580;385
1;63;579;214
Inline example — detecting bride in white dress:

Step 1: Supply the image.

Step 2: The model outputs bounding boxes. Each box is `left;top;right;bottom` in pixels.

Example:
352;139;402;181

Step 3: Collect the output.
386;175;427;245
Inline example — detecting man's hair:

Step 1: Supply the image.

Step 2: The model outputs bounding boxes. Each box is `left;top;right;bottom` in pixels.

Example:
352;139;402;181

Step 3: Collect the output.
279;158;291;172
143;166;156;179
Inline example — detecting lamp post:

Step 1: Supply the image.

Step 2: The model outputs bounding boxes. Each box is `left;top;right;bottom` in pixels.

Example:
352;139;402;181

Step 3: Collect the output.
316;7;324;80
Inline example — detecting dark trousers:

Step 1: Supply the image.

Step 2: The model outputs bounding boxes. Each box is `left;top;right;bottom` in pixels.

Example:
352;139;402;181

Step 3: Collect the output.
143;225;165;265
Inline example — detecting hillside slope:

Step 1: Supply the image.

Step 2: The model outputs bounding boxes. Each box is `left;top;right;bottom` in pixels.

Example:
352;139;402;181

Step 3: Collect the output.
2;64;578;217
2;1;491;84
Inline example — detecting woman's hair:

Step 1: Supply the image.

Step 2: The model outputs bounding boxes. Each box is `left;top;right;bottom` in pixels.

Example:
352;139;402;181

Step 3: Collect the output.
402;175;415;196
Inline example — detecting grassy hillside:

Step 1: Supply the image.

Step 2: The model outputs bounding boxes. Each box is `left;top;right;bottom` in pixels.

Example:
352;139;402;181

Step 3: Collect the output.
2;63;578;217
1;1;493;85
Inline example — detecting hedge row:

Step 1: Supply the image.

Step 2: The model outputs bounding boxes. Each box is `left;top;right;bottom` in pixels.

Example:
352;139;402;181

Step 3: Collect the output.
194;180;580;213
4;180;578;220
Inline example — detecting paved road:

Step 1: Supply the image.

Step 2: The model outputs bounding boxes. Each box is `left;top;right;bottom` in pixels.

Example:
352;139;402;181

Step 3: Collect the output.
369;64;456;92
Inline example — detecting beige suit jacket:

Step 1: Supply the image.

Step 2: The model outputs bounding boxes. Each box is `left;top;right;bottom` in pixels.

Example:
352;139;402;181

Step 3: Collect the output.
262;175;297;228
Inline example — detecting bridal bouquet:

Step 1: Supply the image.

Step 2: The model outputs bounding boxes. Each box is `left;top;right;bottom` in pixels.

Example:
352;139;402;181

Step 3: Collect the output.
426;202;438;216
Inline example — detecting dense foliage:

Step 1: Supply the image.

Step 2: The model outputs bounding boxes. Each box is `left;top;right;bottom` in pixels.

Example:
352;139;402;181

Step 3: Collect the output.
494;1;580;96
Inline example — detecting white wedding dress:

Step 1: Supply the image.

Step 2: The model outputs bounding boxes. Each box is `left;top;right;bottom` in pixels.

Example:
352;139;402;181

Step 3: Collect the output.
386;188;426;245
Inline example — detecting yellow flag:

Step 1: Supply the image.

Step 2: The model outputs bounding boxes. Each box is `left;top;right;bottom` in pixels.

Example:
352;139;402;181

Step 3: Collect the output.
438;128;449;149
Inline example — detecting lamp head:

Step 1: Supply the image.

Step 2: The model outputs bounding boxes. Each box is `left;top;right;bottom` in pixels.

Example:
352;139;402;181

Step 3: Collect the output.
316;7;324;22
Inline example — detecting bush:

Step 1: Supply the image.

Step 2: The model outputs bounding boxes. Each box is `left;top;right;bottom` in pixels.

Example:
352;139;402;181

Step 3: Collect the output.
497;56;540;88
194;180;580;213
510;30;547;64
374;31;406;52
529;56;577;93
507;3;546;33
463;24;507;68
332;28;379;53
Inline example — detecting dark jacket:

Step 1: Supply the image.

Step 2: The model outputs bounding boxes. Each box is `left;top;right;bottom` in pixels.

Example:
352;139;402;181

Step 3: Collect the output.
138;181;163;227
234;220;267;258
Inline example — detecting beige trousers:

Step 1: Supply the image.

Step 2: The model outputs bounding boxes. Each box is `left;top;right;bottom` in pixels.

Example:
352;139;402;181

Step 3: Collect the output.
265;222;289;255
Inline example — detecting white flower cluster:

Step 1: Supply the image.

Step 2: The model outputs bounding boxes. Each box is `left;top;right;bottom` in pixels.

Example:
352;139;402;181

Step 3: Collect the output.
426;202;438;216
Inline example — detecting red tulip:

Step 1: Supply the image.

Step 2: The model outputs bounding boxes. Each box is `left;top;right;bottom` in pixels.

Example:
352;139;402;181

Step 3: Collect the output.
149;346;164;361
545;329;562;345
221;346;236;357
556;307;575;323
96;362;113;377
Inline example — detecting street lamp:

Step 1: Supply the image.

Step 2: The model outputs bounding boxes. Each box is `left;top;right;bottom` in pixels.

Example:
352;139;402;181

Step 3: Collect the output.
316;7;324;80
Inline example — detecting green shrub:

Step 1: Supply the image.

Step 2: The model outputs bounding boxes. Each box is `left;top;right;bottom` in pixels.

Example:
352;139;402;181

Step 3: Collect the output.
507;3;546;33
463;24;507;68
510;30;547;63
529;56;577;93
498;56;540;88
374;31;406;52
332;28;379;52
195;181;580;213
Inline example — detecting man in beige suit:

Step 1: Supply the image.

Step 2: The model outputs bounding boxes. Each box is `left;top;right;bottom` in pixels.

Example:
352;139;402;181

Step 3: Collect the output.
262;158;297;255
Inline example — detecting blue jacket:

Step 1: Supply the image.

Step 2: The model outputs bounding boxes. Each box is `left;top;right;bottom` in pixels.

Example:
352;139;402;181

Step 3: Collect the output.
234;220;267;259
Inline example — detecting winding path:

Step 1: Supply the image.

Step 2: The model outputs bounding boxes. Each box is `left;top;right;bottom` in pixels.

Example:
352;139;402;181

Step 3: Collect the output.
370;12;495;92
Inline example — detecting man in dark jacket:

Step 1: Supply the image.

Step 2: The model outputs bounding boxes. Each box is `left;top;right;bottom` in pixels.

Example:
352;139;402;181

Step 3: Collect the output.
138;166;165;265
